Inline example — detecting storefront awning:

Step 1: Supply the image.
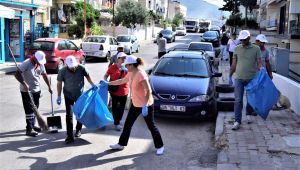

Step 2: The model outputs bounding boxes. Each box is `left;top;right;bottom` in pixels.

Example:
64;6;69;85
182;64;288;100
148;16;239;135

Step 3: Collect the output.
0;5;15;19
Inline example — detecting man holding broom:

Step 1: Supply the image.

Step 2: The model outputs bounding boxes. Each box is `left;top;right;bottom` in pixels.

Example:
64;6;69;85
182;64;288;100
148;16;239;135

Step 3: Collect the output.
15;51;52;137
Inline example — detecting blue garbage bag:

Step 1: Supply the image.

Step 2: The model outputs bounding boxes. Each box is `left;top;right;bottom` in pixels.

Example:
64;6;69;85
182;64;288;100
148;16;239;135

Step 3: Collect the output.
245;68;279;120
73;85;113;129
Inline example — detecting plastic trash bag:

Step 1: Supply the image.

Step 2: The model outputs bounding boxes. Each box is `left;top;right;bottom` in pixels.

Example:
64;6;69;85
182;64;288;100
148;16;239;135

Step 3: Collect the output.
245;68;279;120
73;85;113;129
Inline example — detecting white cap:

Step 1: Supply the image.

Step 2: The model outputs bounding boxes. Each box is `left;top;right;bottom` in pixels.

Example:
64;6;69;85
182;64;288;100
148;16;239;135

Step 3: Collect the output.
124;55;137;65
66;55;78;68
118;44;124;48
117;52;127;59
34;51;46;65
238;30;250;40
256;34;268;43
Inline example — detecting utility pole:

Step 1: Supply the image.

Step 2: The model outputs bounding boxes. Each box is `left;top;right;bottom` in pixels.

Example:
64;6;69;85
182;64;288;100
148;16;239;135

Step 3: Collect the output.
112;0;116;37
84;0;87;38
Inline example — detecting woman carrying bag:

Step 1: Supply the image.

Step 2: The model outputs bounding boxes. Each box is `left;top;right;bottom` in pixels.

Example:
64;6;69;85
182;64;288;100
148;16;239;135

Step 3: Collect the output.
101;55;164;155
104;52;129;131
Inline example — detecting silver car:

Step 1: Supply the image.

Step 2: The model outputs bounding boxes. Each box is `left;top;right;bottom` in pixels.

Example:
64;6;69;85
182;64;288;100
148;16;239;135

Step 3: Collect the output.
116;35;140;54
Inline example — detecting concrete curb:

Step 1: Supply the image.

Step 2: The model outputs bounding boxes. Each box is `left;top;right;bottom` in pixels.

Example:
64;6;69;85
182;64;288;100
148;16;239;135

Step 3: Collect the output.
215;112;225;142
0;66;16;78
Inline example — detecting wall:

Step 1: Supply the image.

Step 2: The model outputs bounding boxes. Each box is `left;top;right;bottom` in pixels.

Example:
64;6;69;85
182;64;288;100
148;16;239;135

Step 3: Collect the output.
273;73;300;115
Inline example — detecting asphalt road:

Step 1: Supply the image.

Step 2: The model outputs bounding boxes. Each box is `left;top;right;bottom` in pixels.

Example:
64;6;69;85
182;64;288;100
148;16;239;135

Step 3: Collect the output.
0;33;218;170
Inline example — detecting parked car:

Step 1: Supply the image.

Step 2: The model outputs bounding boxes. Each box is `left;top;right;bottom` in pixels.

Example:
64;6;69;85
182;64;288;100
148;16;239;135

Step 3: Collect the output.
210;25;221;37
201;31;220;47
148;51;222;119
81;35;118;61
116;34;140;54
175;27;187;36
26;38;85;73
155;29;176;43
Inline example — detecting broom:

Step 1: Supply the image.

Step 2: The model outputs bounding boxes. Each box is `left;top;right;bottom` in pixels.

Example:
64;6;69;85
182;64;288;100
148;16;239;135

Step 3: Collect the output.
7;44;48;131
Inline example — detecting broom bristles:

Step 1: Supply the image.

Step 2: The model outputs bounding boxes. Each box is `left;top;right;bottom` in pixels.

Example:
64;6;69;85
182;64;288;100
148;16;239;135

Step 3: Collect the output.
29;93;49;131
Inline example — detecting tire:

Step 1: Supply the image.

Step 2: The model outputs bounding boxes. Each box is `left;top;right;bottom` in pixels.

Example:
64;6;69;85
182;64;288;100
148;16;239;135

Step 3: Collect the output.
216;84;234;93
136;46;139;53
56;60;64;73
105;52;111;62
217;97;235;112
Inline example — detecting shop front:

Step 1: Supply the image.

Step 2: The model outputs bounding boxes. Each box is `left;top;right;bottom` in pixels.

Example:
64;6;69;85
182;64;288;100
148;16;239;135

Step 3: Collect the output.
0;1;38;63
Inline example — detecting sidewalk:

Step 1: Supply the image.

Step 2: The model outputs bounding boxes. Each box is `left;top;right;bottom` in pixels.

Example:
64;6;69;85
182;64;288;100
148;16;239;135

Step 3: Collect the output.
215;61;300;170
0;62;18;77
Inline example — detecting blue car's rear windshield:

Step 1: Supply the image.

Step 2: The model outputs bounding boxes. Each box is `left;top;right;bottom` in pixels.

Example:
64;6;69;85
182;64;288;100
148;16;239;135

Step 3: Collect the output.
153;57;209;77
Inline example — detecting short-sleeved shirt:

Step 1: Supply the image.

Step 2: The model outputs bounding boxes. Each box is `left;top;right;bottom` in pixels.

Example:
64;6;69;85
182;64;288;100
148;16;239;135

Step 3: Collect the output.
126;69;154;107
233;44;261;80
157;38;167;52
106;64;129;96
261;47;270;67
18;58;47;92
228;39;240;52
57;64;89;100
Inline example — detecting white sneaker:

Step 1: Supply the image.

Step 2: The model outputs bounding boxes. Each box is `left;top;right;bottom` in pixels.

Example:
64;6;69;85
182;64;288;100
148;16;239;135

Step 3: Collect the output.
231;122;240;130
246;115;252;124
109;143;124;150
156;146;164;155
115;125;123;131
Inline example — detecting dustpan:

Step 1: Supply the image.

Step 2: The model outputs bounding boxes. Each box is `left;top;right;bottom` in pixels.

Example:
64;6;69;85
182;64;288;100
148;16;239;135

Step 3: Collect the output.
47;77;62;132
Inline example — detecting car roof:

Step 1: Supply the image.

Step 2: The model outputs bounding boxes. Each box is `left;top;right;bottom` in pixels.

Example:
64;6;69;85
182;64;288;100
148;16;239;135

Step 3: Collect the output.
164;51;207;59
35;38;64;42
117;34;133;37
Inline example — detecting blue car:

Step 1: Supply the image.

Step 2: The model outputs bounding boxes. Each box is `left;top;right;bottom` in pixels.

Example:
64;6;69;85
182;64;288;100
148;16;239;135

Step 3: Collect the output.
149;51;222;119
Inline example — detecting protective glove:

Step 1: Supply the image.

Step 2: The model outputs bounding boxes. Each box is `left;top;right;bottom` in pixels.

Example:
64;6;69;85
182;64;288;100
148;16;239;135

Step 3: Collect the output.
229;76;233;86
99;80;109;86
56;96;61;105
141;104;148;117
120;65;128;72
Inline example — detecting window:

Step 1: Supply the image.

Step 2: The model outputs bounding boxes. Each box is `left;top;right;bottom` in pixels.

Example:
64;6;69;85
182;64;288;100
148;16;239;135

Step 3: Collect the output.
66;41;78;50
84;37;106;43
30;41;54;51
109;38;114;45
58;41;67;50
188;43;213;51
117;36;131;42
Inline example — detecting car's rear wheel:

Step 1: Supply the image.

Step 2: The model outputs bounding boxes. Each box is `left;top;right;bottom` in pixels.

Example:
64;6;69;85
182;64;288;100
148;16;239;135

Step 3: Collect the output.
136;46;140;53
105;52;111;62
56;60;64;73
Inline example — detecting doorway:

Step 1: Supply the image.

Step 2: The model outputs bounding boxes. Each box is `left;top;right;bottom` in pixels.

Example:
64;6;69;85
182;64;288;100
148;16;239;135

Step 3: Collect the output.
279;5;286;34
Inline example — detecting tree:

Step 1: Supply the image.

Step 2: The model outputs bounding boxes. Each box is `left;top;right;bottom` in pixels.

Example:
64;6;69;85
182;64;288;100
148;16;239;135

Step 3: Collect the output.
172;13;184;27
219;0;240;14
240;0;257;27
114;0;148;28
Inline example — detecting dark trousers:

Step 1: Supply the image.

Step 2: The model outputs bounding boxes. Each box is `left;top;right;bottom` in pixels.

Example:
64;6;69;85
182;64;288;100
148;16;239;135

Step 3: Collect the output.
21;91;41;131
229;52;234;66
65;96;82;137
118;104;164;148
111;94;128;125
158;52;166;59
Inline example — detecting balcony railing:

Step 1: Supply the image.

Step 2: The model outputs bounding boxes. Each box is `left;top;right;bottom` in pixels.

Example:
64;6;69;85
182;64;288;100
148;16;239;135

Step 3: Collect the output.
289;20;300;39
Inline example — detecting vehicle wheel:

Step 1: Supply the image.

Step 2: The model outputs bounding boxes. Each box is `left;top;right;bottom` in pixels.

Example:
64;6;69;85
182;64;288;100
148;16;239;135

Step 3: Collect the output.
56;60;64;73
208;100;218;120
216;84;234;93
217;97;235;112
173;37;175;42
105;52;111;62
136;46;139;53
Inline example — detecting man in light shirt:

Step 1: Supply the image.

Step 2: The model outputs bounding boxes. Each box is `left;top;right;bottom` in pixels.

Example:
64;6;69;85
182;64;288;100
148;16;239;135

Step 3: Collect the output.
157;33;167;59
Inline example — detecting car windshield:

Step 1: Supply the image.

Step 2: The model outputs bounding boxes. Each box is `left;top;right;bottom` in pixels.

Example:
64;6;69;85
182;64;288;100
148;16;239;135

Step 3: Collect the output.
203;31;216;37
176;27;185;30
117;36;131;42
161;30;172;35
84;37;106;43
30;41;54;51
188;43;213;51
153;57;209;77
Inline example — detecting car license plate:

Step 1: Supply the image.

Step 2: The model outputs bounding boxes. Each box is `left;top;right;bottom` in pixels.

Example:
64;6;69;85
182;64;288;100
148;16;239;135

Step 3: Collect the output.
160;105;186;112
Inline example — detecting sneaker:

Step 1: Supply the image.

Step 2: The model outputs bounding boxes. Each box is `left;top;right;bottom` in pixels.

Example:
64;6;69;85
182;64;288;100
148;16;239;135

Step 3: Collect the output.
26;129;38;137
231;122;240;130
75;130;81;137
33;126;41;132
65;136;74;144
156;146;164;155
115;125;123;131
246;115;252;124
109;143;124;150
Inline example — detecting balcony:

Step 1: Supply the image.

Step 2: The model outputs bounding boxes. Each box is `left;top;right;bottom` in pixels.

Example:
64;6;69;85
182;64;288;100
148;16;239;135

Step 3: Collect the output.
289;20;300;39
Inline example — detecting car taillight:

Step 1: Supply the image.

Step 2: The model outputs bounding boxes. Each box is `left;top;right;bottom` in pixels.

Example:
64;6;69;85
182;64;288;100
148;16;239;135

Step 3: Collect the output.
99;44;103;50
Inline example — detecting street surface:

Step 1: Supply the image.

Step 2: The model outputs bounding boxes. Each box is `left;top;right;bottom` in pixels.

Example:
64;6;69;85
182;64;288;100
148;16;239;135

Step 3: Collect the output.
0;33;219;170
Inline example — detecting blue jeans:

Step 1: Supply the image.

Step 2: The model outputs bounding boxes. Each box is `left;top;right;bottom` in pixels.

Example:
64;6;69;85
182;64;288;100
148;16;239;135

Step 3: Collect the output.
234;79;254;124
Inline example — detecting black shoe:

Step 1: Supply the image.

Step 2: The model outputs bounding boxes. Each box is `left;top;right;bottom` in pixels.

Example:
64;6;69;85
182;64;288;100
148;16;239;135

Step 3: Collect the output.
26;130;38;137
33;126;42;132
65;136;74;144
75;130;81;137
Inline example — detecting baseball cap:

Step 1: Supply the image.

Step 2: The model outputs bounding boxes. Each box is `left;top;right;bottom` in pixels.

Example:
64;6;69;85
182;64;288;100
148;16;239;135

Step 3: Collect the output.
66;55;78;68
124;55;137;65
238;30;250;40
34;51;46;65
117;52;127;59
256;34;268;43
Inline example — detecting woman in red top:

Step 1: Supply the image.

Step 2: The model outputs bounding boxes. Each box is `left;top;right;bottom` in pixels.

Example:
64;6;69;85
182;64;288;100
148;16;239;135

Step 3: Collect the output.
104;52;129;131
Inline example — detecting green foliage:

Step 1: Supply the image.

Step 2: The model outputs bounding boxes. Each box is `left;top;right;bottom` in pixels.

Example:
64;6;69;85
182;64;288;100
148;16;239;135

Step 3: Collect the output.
115;0;148;28
100;8;113;14
67;24;83;38
225;13;243;27
172;13;184;27
219;0;240;14
91;23;104;35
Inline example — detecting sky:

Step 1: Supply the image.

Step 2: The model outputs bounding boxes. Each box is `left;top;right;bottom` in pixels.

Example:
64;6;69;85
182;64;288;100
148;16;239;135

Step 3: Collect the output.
203;0;225;7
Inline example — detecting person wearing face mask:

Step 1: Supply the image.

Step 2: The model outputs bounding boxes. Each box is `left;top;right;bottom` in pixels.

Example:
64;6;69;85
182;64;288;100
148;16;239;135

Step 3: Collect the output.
15;51;52;137
56;55;96;144
230;30;262;130
104;52;129;131
255;34;273;79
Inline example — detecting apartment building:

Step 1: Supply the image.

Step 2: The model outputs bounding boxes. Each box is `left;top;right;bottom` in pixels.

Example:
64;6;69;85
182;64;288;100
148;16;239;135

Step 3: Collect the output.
167;0;187;20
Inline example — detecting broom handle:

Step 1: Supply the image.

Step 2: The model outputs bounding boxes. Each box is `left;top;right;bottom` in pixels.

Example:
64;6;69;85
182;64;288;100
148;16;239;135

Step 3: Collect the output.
50;77;54;116
6;44;20;70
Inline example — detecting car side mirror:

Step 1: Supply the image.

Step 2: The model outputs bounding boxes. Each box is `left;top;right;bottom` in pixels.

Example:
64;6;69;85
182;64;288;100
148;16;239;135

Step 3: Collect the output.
212;72;222;77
